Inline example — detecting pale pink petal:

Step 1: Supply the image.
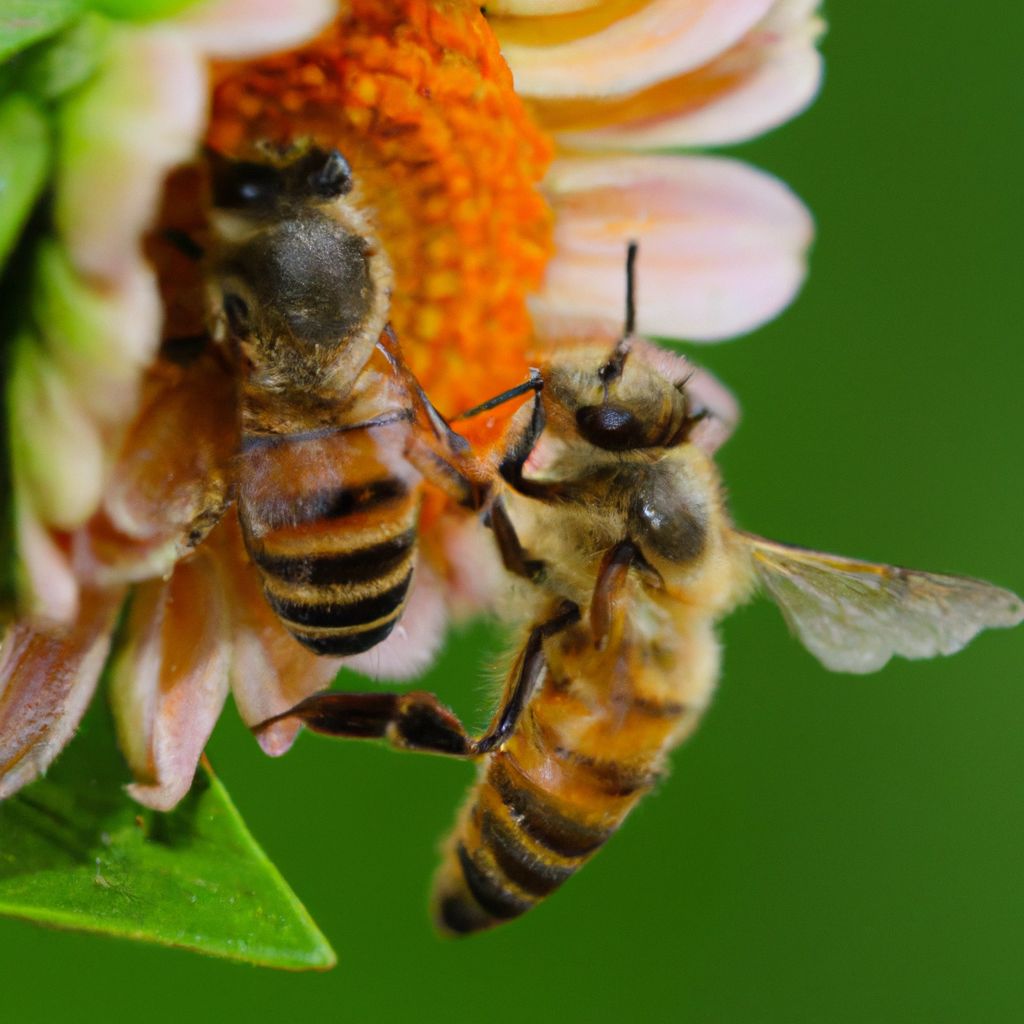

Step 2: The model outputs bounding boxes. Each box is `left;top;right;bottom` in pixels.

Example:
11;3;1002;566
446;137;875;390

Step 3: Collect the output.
14;484;79;626
110;552;231;812
558;1;824;149
343;560;449;681
175;0;338;58
211;521;341;757
433;514;505;620
0;591;122;800
496;0;774;98
533;155;813;342
56;28;206;285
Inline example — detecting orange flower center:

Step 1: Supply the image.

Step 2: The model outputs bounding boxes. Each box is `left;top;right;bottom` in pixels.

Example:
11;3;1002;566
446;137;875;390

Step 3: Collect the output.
206;0;555;431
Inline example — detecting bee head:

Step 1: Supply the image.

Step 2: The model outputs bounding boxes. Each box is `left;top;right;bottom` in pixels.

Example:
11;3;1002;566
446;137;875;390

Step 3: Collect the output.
208;145;353;215
207;146;390;387
547;344;699;452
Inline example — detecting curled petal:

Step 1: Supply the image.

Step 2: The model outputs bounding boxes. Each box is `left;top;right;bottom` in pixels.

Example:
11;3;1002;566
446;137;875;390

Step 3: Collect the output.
103;353;235;543
175;0;339;59
32;239;161;428
211;520;340;757
343;560;449;681
110;551;230;812
56;27;207;285
534;155;813;341
496;0;773;99
13;482;78;626
0;591;122;801
548;0;824;149
8;330;105;531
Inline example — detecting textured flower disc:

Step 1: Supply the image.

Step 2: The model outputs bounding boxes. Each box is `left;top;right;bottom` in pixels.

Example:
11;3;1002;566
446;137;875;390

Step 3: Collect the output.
204;0;554;427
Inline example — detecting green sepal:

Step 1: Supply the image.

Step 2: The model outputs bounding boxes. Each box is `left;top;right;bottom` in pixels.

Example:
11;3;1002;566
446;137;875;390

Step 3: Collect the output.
0;1;87;63
0;94;50;272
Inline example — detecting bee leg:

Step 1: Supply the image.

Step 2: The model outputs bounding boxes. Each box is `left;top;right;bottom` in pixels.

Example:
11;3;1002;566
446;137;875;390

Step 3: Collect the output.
486;496;546;582
254;691;476;758
590;540;650;651
497;388;576;504
405;432;490;510
255;602;580;758
474;600;580;754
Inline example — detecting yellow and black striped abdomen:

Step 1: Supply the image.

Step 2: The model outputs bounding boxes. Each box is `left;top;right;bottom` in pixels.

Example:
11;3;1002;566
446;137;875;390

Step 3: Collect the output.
432;644;694;935
238;422;420;656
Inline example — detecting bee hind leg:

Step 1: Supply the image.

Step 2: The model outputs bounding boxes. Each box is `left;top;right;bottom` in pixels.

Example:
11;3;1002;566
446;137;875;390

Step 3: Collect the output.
252;601;580;758
254;691;476;758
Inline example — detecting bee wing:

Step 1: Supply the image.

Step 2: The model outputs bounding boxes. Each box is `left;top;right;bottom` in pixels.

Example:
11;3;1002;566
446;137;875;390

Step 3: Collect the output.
738;532;1024;674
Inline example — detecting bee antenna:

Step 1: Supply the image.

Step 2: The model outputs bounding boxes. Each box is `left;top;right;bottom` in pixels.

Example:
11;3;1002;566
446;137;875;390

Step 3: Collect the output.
598;241;639;385
624;239;638;337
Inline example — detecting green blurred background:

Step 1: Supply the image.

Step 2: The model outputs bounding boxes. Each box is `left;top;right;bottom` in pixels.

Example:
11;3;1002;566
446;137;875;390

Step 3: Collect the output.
3;2;1023;1020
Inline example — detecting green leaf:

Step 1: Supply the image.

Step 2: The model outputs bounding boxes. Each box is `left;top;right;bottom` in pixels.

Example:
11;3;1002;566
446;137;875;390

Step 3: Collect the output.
0;94;50;272
0;698;337;970
0;0;86;62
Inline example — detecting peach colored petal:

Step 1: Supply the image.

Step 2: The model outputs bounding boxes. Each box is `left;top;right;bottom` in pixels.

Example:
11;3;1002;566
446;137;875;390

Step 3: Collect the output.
56;27;206;285
343;560;448;681
553;0;824;148
100;352;236;545
496;0;774;99
110;552;231;812
0;591;122;801
175;0;339;59
73;351;235;588
533;154;813;342
210;519;340;757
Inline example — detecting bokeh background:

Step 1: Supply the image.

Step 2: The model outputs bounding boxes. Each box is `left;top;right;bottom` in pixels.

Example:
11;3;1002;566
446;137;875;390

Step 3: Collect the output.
3;2;1023;1021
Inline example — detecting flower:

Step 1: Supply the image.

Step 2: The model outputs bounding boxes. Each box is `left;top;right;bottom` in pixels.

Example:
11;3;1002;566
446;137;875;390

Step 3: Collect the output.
0;0;822;809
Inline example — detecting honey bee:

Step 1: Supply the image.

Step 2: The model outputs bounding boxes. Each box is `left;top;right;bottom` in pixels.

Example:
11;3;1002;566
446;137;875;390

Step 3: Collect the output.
257;245;1023;934
202;145;484;656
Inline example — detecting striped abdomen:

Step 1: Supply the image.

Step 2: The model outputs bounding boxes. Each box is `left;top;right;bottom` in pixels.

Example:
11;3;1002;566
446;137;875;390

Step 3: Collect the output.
432;623;702;935
238;420;420;656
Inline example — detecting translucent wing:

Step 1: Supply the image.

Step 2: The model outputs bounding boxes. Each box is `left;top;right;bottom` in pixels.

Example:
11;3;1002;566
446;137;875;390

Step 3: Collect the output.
739;532;1024;674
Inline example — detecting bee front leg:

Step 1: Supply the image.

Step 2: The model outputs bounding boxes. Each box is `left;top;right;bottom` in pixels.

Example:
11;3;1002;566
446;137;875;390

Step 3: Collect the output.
590;541;662;650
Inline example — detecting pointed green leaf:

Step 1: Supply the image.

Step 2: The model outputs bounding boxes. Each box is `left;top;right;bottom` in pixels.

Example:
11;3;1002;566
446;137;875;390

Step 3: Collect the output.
0;699;337;970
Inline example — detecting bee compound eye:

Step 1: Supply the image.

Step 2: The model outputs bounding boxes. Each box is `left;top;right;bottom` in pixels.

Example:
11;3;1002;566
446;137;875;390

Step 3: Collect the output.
575;404;646;451
210;157;281;210
222;292;251;335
